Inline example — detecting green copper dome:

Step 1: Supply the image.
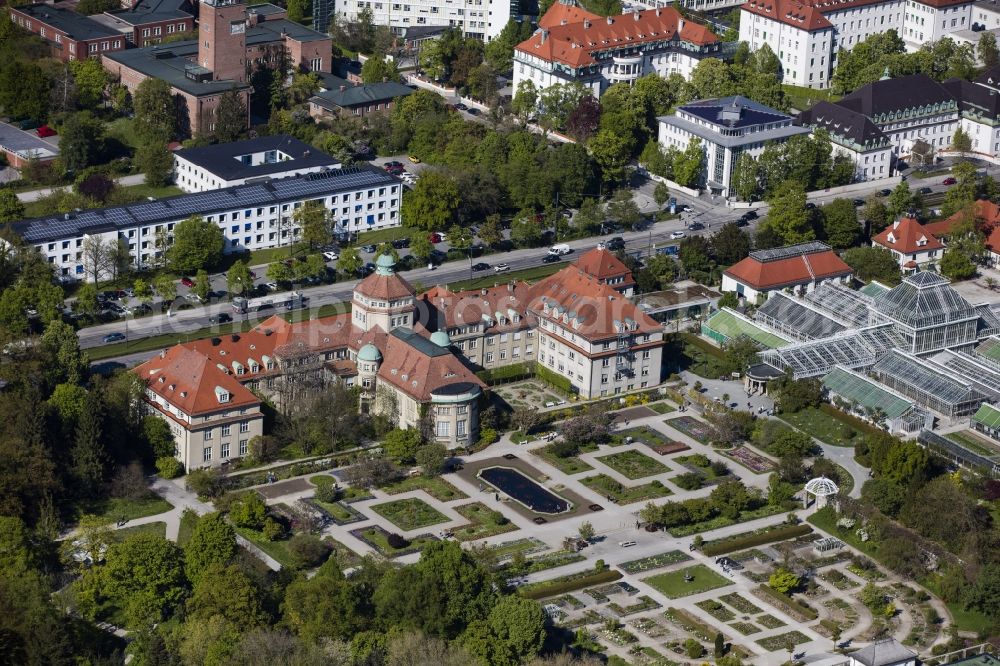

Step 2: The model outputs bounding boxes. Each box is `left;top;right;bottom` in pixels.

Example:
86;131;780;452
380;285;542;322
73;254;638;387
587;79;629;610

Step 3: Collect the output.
375;254;396;276
357;343;382;362
430;331;451;348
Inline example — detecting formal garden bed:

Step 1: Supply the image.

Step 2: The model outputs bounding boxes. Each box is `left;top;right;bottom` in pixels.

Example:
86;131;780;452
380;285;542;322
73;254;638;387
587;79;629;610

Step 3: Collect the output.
651;441;691;456
596;449;670;479
488;537;548;561
310;498;366;525
663;607;721;643
453;502;518;542
695;599;735;621
619;550;691;574
310;475;372;502
518;568;622;600
648;401;676;415
379;475;468;501
580;474;671;504
613;426;671;448
664;416;714;444
675;454;730;480
757;614;786;629
369;498;450;531
350;525;438;558
608;595;661;617
533;443;595;475
643;564;733;599
701;523;813;556
667;504;786;538
729;622;761;635
324;536;364;569
719;593;763;615
723;446;776;474
756;631;810;651
522;550;587;574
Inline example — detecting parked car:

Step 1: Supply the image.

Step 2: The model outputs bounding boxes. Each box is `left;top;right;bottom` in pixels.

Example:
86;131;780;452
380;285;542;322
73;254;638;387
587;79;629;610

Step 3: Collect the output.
542;253;561;263
428;232;442;243
209;312;232;324
264;282;278;291
180;276;194;287
466;108;479;116
454;103;468;111
919;186;933;195
391;238;410;249
853;198;866;206
494;263;510;273
407;155;421;163
102;332;126;343
879;188;892;196
943;177;957;185
322;251;339;261
471;262;490;272
743;210;758;220
670;230;686;239
35;125;56;138
687;222;704;231
361;244;377;253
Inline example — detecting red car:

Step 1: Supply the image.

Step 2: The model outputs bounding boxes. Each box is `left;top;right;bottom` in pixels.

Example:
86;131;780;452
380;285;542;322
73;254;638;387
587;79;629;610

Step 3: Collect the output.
180;276;195;287
428;232;442;243
35;125;56;138
942;177;957;185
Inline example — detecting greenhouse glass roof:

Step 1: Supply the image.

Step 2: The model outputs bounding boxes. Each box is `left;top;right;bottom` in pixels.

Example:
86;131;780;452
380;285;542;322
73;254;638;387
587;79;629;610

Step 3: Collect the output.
704;309;789;348
822;366;915;419
757;325;901;378
976;336;1000;363
871;271;976;329
755;292;846;341
803;282;874;328
929;350;1000;401
873;350;985;406
860;281;891;298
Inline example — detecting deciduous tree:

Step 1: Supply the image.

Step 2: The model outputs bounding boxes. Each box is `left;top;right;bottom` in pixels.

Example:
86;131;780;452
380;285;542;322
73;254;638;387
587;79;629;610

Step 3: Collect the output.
168;215;224;273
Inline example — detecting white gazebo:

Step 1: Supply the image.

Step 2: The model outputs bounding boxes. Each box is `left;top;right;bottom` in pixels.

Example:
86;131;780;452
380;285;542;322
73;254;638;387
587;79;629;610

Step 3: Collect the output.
804;476;840;509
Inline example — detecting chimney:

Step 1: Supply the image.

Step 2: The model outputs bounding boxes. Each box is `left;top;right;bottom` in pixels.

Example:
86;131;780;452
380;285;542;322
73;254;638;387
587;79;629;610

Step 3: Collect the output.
540;28;549;42
679;19;685;30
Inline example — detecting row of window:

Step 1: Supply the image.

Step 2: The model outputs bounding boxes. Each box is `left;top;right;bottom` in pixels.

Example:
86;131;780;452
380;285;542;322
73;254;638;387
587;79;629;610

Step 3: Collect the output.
203;438;250;462
202;420;252;441
141;22;188;38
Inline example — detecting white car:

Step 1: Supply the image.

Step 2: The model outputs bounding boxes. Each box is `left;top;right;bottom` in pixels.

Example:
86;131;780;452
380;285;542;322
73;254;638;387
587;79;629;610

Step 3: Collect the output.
494;263;510;273
323;251;339;261
670;231;686;239
264;282;278;291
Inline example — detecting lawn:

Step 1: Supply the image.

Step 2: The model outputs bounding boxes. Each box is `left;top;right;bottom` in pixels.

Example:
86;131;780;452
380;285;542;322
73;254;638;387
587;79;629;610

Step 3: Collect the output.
235;526;297;568
22;183;184;218
596;449;669;479
534;443;595;475
453;502;518;542
357;225;417;245
176;510;199;546
648;401;675;415
679;334;730;379
642;564;733;599
380;474;468;501
675;454;727;479
781;83;839;112
580;474;671;504
79;494;173;524
778;406;868;447
114;521;167;541
668;504;786;537
313;499;363;524
619;550;691;574
248;242;308;266
449;263;565;292
353;525;437;558
369;498;450;531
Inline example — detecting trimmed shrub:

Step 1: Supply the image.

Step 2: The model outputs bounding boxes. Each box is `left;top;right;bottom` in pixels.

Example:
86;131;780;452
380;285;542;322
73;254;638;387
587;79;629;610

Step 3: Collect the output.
155;456;182;479
702;524;812;556
518;569;622;600
288;533;331;568
262;516;285;541
386;532;409;549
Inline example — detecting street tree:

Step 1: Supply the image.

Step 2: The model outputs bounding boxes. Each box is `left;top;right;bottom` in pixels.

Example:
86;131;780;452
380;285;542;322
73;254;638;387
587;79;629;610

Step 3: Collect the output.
168;215;224;273
226;261;253;297
478;214;503;247
337;247;363;276
863;195;891;233
295;200;330;249
886;181;915;217
606;189;641;230
401;171;459;231
762;180;813;245
194;269;211;301
711;222;752;265
653;182;670;208
672;138;705;189
409;233;435;263
267;261;293;284
153;274;177;304
732;152;760;201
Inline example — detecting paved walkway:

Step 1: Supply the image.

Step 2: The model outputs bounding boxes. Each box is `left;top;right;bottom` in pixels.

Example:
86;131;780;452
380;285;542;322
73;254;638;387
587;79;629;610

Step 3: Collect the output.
16;173;147;202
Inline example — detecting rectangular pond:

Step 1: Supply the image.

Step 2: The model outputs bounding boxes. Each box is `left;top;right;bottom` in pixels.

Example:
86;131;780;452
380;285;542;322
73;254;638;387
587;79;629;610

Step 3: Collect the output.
478;466;571;514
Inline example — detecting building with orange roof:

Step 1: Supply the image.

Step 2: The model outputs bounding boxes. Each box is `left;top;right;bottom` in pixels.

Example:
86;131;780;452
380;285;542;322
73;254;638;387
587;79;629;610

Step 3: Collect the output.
871;215;945;273
575;246;636;296
513;0;722;98
722;241;853;304
933;198;1000;265
740;0;974;89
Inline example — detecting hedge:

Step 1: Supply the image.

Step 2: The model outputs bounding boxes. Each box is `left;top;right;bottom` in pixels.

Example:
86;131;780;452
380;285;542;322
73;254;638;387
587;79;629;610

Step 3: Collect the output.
755;585;818;621
518;568;622;600
702;524;813;557
536;364;575;395
476;361;535;385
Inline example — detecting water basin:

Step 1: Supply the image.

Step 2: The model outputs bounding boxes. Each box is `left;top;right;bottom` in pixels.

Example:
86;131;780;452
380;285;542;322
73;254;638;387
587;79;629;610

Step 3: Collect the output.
478;466;571;514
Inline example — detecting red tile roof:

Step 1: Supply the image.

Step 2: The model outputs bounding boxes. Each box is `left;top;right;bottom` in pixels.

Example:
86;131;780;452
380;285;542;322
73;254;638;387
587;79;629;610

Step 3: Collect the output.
872;216;943;254
575;247;636;287
515;6;717;68
724;245;852;290
935;199;1000;244
377;330;485;401
740;0;970;32
420;282;533;332
538;0;600;29
527;265;661;340
134;345;260;418
354;270;416;301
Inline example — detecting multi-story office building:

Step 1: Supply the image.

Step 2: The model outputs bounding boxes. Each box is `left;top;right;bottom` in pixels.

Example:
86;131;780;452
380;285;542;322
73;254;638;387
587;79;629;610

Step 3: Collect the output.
513;0;723;98
173;135;342;193
338;0;514;41
89;0;196;48
657;96;811;197
9;4;127;62
11;167;401;280
739;0;974;89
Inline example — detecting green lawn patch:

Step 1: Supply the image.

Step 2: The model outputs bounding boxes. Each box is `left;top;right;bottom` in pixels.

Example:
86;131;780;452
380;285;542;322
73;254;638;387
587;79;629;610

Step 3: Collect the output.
778;406;869;447
380;474;468;501
596;449;669;479
369;497;450;531
177;510;198;546
448;263;565;292
781;83;839;112
453;502;518;542
701;524;812;556
668;504;785;537
534;443;595;475
313;499;364;524
619;550;691;574
114;521;167;541
357;225;417;245
79;494;174;524
648;401;675;415
642;564;733;599
719;592;762;615
518;568;622;600
235;526;297;568
579;473;671;504
946;430;1000;457
351;525;438;558
754;585;819;621
756;631;810;651
695;599;735;621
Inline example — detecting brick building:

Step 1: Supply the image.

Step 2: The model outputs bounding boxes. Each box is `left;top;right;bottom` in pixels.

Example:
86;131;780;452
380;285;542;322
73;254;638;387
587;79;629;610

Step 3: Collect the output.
89;0;195;48
102;0;333;136
308;81;414;119
10;4;126;62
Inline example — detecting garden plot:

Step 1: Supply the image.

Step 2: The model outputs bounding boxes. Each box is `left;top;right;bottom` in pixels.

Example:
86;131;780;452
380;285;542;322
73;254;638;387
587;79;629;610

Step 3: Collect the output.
664;416;714;444
643;564;733;599
369;498;450;531
596;449;670;479
724;446;776;473
619;550;692;574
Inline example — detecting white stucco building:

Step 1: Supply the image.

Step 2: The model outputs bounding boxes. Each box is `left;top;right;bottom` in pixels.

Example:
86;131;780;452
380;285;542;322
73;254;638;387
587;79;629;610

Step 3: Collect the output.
657;96;811;197
172;135;341;193
739;0;974;89
338;0;512;40
513;0;724;98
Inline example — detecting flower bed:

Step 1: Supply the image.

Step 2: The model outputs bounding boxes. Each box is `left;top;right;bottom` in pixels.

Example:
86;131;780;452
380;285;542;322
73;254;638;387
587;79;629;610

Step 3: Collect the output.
369;498;450;531
380;475;468;501
518;568;622;600
724;446;776;474
729;622;761;635
580;474;671;505
309;498;366;525
619;550;691;574
350;525;438;558
651;441;691;456
665;416;713;443
756;631;810;651
754;585;819;621
719;593;763;615
695;599;735;621
609;595;662;617
757;614;786;629
596;449;670;479
701;524;813;556
453;502;518;542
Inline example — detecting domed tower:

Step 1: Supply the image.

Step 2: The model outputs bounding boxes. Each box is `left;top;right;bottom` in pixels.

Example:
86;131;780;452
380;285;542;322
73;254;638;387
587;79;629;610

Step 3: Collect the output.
356;343;382;414
352;254;417;333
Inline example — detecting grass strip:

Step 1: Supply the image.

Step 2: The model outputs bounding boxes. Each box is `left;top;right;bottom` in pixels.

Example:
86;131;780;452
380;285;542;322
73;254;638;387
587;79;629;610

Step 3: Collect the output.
701;524;812;556
754;585;818;621
518;568;622;600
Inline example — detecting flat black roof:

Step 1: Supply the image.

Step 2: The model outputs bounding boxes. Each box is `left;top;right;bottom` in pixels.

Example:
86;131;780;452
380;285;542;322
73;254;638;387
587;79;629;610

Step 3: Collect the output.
173;135;339;180
15;4;120;40
679;95;792;129
103;0;192;26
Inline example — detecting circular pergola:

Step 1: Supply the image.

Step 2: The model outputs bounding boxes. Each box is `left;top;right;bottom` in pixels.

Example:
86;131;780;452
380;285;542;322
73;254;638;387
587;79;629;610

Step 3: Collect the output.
803;476;840;509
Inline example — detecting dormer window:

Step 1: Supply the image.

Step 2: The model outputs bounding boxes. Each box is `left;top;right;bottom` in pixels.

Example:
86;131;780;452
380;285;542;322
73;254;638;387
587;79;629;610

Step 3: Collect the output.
215;386;230;403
